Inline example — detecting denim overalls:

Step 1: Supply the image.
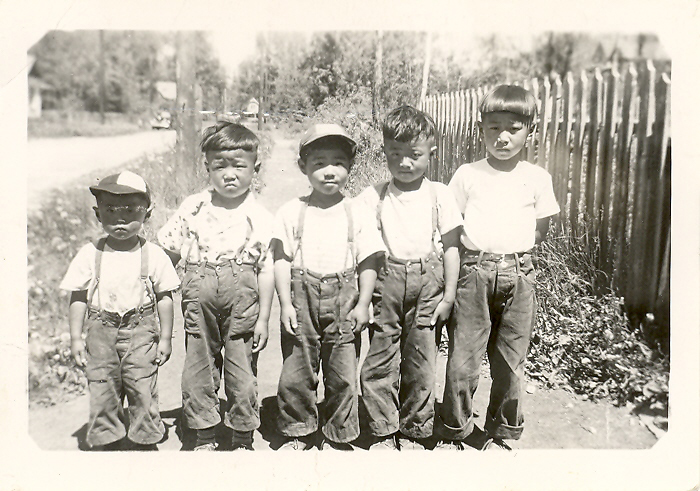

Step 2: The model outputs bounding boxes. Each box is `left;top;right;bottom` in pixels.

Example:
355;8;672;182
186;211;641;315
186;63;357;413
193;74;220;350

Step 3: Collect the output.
180;217;261;433
84;236;164;447
360;180;445;440
276;198;362;443
436;247;536;441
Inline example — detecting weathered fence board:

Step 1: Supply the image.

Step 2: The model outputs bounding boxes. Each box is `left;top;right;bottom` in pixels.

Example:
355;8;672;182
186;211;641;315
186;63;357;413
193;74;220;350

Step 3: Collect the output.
421;60;671;327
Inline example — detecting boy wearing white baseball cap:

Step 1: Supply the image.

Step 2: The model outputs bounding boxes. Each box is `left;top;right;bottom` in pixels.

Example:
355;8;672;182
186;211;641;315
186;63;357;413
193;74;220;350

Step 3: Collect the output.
60;170;180;450
273;124;385;450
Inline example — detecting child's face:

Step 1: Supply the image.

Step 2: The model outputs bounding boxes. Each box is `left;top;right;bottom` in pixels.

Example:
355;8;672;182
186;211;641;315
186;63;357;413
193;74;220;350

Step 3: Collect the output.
479;112;531;163
94;193;149;242
205;149;259;200
383;137;436;184
300;146;352;196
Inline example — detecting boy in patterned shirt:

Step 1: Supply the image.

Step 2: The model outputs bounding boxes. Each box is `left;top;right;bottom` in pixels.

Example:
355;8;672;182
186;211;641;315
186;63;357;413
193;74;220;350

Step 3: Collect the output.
158;122;274;451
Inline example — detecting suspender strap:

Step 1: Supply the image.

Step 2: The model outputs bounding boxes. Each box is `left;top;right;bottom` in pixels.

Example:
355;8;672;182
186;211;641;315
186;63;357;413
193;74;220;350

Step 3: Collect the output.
427;180;440;256
293;198;309;267
87;237;107;308
376;182;393;257
138;236;156;308
234;216;254;260
343;199;355;269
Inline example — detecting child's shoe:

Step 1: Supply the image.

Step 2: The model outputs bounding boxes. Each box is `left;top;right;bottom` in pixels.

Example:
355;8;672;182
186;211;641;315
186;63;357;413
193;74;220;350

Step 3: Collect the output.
231;429;254;451
482;437;512;451
396;434;430;450
193;442;217;451
278;436;313;450
368;434;398;451
433;439;463;451
320;438;354;451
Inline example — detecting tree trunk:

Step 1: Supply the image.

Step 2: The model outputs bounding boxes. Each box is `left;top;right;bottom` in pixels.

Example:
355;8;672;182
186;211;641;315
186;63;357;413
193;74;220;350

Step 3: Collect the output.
176;31;200;173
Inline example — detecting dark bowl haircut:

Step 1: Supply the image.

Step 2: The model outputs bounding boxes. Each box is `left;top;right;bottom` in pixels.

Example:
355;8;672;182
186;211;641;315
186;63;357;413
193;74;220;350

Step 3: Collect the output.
382;105;437;144
300;136;356;163
480;85;538;125
201;121;259;155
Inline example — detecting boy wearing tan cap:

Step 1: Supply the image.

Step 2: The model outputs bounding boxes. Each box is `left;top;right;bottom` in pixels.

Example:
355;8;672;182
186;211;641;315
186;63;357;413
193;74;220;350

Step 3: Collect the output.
60;171;180;450
273;124;385;450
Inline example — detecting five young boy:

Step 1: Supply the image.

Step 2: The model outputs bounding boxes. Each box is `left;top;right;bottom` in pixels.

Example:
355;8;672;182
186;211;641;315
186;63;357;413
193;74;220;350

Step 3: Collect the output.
62;84;559;452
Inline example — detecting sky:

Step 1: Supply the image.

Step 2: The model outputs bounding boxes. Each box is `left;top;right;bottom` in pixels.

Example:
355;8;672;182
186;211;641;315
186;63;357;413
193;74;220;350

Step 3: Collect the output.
209;30;258;80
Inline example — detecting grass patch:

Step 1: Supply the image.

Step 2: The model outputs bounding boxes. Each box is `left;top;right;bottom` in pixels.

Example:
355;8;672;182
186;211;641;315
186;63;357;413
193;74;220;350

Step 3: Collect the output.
28;128;272;406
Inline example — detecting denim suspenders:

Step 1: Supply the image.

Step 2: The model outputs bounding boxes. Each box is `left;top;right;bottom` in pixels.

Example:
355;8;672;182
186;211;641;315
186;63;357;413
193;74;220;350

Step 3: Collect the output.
87;236;155;316
292;198;356;274
376;178;441;263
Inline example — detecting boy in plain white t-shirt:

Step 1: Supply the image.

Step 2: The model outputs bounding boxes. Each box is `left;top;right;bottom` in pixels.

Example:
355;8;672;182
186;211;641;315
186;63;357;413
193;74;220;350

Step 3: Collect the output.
356;106;463;450
436;85;560;451
60;171;180;450
273;124;385;450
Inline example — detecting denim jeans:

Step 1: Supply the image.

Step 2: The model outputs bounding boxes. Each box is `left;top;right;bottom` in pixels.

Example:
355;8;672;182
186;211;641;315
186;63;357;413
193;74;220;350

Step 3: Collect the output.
436;251;536;441
277;267;361;443
180;261;260;432
360;252;444;439
84;306;164;446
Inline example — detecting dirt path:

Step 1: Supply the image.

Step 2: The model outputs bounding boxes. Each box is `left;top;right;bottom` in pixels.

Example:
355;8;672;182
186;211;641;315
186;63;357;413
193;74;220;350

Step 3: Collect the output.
27;129;659;451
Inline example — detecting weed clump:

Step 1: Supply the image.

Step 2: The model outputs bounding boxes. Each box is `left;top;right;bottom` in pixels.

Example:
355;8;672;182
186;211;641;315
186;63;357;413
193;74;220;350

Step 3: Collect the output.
528;231;669;431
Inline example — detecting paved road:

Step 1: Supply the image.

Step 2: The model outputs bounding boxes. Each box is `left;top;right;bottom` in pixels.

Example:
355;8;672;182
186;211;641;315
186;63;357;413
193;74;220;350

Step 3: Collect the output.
26;130;175;209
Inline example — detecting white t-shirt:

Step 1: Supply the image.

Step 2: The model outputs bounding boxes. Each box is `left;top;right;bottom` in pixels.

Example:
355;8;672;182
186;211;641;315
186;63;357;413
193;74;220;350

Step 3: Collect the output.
273;197;385;275
157;189;273;268
60;240;181;315
448;159;560;254
355;179;463;260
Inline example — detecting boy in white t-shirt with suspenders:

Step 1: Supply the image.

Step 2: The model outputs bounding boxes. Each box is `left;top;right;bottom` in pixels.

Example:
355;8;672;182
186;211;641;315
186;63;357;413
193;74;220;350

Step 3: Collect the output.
273;124;385;450
61;171;180;450
436;85;560;451
357;106;463;450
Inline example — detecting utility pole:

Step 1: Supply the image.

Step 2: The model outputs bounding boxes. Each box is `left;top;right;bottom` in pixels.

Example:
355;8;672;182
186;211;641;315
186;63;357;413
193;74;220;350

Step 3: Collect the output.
176;31;200;172
420;31;432;105
98;30;106;124
258;32;267;131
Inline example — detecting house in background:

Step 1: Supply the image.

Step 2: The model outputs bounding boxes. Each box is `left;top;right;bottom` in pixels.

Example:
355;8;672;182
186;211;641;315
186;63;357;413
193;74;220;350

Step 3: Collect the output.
27;55;53;118
243;97;259;117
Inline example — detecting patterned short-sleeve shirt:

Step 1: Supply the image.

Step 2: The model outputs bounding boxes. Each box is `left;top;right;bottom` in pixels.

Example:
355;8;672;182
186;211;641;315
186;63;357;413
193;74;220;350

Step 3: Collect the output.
157;189;274;267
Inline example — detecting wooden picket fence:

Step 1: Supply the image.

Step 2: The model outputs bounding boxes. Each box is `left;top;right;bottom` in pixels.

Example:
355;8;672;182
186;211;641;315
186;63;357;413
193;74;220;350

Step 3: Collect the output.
421;60;671;327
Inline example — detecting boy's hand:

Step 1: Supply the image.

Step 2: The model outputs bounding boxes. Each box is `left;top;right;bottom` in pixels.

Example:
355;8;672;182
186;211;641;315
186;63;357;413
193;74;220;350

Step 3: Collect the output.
280;304;298;336
430;299;454;328
156;337;172;366
252;320;269;353
71;339;87;367
348;304;370;334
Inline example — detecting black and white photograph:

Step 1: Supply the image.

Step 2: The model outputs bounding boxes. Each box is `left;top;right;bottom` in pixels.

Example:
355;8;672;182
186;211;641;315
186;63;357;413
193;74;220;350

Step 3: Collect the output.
1;1;698;490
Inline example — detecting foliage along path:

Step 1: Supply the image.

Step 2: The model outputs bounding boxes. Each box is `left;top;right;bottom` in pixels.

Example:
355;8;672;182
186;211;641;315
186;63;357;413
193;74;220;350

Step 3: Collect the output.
27;129;658;451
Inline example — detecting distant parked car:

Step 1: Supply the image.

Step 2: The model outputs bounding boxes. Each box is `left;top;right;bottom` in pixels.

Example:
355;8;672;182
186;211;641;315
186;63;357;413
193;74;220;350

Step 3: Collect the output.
150;111;172;130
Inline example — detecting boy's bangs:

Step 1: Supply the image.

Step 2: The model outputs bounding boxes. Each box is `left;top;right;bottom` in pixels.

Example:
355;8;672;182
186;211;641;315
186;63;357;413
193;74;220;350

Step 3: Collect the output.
480;86;537;121
200;122;259;153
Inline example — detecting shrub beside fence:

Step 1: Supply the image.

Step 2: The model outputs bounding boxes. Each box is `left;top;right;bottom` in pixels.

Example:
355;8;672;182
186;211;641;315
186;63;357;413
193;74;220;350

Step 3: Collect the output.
421;60;671;330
